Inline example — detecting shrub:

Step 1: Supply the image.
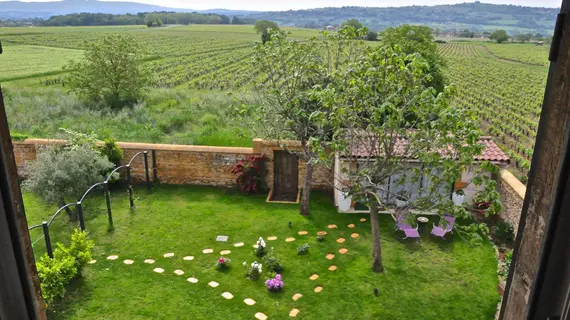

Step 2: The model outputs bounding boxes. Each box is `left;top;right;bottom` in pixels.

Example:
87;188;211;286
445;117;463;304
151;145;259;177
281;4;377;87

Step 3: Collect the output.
216;257;231;270
494;221;515;244
231;155;265;193
100;138;123;167
265;274;284;292
316;235;325;242
254;237;267;257
246;261;263;280
10;132;28;141
499;251;513;278
36;229;93;306
264;255;284;273
297;244;310;255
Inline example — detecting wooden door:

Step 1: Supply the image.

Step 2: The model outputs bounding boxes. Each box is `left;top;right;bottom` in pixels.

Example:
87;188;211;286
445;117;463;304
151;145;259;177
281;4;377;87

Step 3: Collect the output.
272;151;299;201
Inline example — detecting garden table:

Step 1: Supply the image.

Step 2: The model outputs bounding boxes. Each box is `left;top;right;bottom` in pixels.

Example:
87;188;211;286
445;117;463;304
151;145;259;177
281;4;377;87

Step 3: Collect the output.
417;216;429;234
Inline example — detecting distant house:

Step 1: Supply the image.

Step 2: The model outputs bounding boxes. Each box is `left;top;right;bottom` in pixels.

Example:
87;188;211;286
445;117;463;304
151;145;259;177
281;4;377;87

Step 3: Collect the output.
326;25;335;31
536;41;545;46
333;136;510;213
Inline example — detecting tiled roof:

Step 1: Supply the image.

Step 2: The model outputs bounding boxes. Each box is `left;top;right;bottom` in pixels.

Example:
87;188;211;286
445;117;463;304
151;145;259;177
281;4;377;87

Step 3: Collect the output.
345;135;510;164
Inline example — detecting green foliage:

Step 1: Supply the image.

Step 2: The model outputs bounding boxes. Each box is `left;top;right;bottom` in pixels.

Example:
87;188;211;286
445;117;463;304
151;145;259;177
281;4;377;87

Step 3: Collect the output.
65;34;151;109
22;144;114;205
494;221;515;244
60;128;98;150
456;222;490;247
254;20;279;34
499;251;513;278
100;138;123;167
297;243;310;255
264;255;284;273
472;179;503;216
490;29;509;43
381;24;446;92
365;31;378;41
341;19;364;30
515;33;532;43
10;132;28;141
36;229;93;305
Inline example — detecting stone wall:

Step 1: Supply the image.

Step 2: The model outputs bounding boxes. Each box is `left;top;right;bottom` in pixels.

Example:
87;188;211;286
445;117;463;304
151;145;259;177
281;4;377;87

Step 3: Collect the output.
12;138;334;190
498;169;526;236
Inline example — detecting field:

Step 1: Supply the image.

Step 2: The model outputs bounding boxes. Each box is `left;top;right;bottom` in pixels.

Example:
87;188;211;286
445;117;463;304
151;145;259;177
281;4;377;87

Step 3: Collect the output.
23;185;499;319
1;25;549;181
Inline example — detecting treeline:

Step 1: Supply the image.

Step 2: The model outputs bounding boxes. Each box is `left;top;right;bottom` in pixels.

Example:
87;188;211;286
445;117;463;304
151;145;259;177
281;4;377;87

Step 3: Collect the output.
42;12;256;27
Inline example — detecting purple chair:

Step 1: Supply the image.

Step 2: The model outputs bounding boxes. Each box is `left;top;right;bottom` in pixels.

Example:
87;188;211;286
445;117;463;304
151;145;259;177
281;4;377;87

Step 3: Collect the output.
431;216;456;239
394;212;413;231
403;227;421;240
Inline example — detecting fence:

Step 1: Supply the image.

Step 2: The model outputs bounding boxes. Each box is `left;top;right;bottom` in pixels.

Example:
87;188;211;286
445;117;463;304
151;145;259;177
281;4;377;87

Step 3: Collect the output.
26;150;155;258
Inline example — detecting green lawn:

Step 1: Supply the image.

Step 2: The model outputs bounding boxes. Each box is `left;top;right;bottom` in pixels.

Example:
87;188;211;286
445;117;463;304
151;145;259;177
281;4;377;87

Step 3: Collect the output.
24;185;499;319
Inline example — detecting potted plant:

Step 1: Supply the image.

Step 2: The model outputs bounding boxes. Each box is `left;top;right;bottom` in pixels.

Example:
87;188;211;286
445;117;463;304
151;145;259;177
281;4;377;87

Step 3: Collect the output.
452;189;466;205
395;191;409;208
472;181;503;217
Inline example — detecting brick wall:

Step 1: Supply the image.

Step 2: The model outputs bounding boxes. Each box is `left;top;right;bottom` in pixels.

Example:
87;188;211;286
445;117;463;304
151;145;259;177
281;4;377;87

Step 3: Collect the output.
13;139;334;190
498;169;526;236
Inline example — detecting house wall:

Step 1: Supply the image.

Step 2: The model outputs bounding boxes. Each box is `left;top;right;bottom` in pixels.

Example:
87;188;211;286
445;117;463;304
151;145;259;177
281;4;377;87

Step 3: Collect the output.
498;169;525;236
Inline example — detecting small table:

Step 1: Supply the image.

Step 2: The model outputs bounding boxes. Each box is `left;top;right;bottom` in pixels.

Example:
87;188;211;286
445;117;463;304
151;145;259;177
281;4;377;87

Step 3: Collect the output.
417;216;429;233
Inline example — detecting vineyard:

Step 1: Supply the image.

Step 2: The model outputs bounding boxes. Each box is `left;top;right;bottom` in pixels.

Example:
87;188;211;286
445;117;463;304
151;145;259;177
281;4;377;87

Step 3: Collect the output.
439;42;549;183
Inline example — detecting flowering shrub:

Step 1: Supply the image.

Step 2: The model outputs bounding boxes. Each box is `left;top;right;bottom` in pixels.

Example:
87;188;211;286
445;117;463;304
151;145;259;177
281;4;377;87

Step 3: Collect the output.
297;243;310;255
266;274;284;292
264;255;284;273
254;237;267;257
246;261;263;280
216;257;231;270
231;155;265;193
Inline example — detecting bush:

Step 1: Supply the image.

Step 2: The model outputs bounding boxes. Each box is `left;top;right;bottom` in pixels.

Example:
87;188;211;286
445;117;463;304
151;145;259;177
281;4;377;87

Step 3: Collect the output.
265;274;284;292
36;229;93;305
10;132;28;141
246;261;262;280
216;257;231;270
254;237;267;257
499;251;513;278
264;255;284;273
494;221;515;244
297;244;310;255
100;138;123;167
316;235;325;242
231;155;265;193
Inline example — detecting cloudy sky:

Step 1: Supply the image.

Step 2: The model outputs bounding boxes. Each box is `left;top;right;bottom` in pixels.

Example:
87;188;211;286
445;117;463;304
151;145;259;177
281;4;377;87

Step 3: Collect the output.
1;0;562;10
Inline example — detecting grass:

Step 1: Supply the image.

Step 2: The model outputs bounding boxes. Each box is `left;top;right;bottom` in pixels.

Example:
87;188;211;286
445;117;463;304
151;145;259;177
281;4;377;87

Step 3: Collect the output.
0;44;84;82
24;185;500;319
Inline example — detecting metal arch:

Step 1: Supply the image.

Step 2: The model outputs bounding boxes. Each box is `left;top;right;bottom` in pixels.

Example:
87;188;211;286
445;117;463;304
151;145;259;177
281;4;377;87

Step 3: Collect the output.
127;151;146;167
27;224;43;231
47;203;77;226
105;165;127;183
78;182;104;203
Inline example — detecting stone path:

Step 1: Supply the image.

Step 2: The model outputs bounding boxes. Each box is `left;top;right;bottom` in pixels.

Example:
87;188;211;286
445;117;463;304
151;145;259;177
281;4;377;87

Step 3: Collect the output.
90;217;368;319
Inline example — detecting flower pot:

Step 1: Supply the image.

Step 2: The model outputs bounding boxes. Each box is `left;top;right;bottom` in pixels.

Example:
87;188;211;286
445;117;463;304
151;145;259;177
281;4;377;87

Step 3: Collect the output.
337;191;352;212
395;199;408;208
452;192;466;205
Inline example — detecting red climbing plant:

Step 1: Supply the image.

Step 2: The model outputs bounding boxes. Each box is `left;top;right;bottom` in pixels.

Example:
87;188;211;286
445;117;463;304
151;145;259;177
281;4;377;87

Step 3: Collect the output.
231;155;265;194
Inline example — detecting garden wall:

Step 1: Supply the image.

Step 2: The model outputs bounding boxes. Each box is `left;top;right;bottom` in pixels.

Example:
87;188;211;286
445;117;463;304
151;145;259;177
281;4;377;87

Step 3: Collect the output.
12;138;333;190
498;169;526;236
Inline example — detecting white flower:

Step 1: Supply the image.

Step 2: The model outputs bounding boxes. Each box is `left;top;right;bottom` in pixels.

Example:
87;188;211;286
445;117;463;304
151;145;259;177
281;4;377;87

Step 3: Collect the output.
242;261;247;267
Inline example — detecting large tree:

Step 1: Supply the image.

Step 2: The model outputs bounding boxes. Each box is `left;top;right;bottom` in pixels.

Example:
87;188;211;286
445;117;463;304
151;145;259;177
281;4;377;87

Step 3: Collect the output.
238;27;366;215
490;29;509;43
381;24;446;92
312;46;486;272
254;20;279;43
65;35;151;109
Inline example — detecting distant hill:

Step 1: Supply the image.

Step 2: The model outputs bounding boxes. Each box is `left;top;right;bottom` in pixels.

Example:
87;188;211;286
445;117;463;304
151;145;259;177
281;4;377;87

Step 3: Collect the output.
243;3;559;35
0;1;559;35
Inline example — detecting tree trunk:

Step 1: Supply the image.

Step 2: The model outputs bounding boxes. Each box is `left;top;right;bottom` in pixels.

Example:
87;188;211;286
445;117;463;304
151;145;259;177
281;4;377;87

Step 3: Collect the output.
60;198;77;221
370;203;384;273
300;161;314;216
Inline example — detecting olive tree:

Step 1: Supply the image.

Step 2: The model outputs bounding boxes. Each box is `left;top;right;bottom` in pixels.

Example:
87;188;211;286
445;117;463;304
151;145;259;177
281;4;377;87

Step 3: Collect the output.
65;35;151;109
237;27;366;215
23;144;114;220
312;46;486;272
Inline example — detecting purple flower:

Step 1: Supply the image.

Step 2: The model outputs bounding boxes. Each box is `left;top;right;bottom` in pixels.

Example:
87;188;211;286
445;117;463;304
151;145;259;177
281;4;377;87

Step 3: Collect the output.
275;274;281;281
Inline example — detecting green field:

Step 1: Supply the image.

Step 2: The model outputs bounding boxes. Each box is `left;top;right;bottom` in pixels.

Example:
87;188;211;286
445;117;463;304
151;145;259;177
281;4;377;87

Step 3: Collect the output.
24;185;499;320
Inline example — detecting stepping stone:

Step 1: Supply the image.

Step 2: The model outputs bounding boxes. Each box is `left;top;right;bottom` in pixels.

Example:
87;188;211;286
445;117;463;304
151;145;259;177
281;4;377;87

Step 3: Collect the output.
255;312;268;320
187;277;199;283
309;274;319;280
220;250;231;255
202;249;214;254
314;286;323;293
88;259;96;264
285;237;296;242
216;235;228;242
347;224;355;228
164;252;174;258
328;265;337;271
336;238;346;244
183;256;194;261
123;259;134;265
326;254;335;260
298;231;308;235
351;233;359;239
234;242;244;247
267;236;278;241
360;218;367;222
107;255;118;260
208;281;219;288
292;293;303;301
244;298;256;306
174;269;184;276
153;268;165;274
339;248;348;254
253;244;259;249
221;292;233;299
328;224;338;229
317;231;327;236
144;259;155;264
289;308;300;317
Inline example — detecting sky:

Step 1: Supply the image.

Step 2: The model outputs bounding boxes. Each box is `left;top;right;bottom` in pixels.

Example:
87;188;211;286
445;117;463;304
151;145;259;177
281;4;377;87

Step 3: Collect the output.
0;0;562;10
